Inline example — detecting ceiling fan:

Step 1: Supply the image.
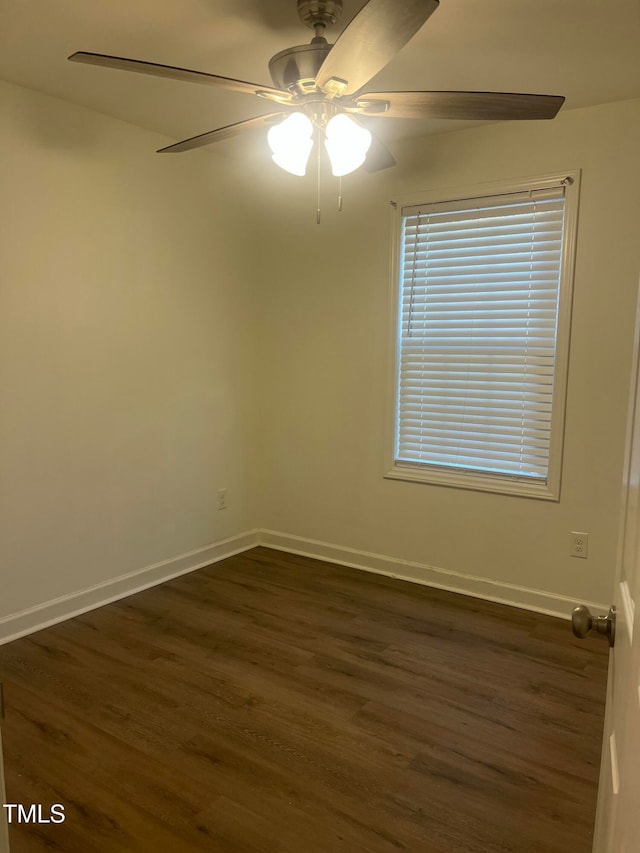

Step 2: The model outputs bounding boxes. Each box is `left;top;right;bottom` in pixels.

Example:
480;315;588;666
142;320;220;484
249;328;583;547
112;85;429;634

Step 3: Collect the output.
69;0;565;176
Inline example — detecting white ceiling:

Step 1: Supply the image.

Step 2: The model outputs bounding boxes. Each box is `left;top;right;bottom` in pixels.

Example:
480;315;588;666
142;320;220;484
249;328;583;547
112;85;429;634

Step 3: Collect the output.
1;0;639;159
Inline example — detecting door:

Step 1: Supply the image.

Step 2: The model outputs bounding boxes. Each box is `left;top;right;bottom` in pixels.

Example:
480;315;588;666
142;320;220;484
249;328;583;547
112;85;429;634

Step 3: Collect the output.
592;283;640;852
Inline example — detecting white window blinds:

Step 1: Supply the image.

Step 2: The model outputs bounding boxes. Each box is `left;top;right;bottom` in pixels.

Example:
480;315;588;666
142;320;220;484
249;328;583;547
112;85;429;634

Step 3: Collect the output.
396;185;566;482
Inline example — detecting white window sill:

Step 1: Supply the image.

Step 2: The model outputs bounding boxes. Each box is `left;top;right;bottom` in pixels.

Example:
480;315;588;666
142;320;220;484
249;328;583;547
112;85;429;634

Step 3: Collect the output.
385;461;560;501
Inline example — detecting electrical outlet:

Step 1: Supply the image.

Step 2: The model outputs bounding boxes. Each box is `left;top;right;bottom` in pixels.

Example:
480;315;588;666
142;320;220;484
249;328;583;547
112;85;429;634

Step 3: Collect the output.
570;531;589;558
217;488;228;511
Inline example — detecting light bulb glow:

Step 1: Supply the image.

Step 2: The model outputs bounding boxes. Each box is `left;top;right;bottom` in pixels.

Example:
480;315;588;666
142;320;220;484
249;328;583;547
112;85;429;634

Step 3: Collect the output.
267;112;314;176
324;114;372;177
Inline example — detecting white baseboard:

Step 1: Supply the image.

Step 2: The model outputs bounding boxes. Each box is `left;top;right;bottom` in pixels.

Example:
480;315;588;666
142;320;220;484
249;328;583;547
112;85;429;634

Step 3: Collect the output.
0;530;260;646
257;529;608;620
0;526;608;646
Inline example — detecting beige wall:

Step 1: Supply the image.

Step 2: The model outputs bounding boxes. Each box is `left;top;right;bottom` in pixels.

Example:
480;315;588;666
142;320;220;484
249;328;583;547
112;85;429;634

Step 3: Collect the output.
256;98;640;607
0;80;259;619
2;78;639;627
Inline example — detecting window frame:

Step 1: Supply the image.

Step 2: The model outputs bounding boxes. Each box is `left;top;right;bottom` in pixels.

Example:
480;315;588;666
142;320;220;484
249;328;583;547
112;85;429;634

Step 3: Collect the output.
385;171;581;501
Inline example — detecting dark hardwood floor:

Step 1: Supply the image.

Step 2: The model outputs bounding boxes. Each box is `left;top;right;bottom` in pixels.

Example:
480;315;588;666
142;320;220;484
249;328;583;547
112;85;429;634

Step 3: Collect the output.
0;547;608;852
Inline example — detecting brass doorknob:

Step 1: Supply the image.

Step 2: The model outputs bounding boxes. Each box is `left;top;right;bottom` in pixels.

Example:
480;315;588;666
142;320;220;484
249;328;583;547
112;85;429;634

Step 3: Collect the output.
571;604;616;647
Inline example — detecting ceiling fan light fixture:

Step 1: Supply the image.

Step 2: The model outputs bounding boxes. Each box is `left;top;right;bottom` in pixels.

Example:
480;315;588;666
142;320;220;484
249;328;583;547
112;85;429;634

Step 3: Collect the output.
324;113;372;177
267;111;314;176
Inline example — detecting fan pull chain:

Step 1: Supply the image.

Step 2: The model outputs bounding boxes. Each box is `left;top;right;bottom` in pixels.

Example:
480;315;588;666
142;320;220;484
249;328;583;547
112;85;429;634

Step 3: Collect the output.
338;177;343;212
316;126;321;225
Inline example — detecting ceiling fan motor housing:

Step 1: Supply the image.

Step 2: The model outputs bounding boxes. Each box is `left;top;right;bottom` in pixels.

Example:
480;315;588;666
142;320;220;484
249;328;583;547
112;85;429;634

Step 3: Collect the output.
269;42;332;91
269;0;343;92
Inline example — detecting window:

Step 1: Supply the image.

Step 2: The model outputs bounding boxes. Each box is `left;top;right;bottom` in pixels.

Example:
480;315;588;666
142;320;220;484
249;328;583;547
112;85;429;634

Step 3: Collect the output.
386;173;579;500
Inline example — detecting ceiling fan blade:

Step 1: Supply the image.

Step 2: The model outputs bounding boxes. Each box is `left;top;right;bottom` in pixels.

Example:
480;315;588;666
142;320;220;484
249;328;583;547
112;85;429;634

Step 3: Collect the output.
364;134;396;172
355;91;565;120
315;0;439;97
157;113;284;154
68;52;292;105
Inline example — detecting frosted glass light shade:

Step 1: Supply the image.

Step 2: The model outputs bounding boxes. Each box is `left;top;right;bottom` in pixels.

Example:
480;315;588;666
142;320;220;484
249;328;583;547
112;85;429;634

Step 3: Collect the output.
267;112;314;176
324;114;372;177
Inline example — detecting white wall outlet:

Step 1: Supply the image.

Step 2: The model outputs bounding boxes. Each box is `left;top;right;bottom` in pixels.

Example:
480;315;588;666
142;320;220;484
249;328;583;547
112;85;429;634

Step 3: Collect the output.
570;531;589;558
217;488;228;511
